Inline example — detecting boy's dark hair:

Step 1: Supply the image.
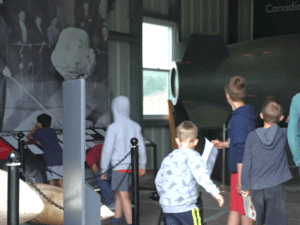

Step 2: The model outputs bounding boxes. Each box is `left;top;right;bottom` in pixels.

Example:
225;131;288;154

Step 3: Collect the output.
261;99;283;124
225;76;246;101
37;114;52;128
176;121;198;142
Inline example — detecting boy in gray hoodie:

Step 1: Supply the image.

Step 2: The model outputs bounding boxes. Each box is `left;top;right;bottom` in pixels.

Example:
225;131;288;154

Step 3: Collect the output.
155;121;224;225
101;96;147;225
241;99;292;225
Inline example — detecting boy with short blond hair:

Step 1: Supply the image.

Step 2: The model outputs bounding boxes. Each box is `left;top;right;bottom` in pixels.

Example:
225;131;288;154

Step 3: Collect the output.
155;121;224;225
241;99;292;225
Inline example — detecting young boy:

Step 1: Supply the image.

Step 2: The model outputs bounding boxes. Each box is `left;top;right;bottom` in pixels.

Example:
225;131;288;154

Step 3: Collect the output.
287;93;300;167
212;76;259;225
27;114;63;188
155;121;224;225
85;143;115;209
100;96;147;225
241;99;292;225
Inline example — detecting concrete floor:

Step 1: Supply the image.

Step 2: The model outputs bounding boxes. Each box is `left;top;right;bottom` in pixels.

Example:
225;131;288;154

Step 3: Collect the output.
101;179;300;225
21;172;300;225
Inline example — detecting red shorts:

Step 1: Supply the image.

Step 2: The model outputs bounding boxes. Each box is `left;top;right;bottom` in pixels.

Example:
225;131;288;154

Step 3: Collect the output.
230;173;245;215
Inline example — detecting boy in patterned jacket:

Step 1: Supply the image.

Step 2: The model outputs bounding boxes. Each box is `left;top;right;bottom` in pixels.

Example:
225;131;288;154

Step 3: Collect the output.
155;121;224;225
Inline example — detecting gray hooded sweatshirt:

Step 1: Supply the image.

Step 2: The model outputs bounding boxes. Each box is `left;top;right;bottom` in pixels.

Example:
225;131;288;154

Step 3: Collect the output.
241;124;292;191
100;96;147;172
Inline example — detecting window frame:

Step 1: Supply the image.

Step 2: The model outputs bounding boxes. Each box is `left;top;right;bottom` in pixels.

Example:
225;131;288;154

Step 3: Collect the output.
142;17;177;121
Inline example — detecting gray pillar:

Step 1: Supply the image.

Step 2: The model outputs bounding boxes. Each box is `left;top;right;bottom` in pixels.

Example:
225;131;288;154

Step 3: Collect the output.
63;78;100;225
130;0;143;125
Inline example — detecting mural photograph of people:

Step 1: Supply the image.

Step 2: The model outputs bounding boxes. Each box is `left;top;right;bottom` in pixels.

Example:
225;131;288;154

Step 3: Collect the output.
0;0;110;132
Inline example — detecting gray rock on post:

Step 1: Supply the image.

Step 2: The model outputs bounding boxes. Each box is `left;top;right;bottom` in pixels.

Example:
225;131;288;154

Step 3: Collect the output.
51;27;96;80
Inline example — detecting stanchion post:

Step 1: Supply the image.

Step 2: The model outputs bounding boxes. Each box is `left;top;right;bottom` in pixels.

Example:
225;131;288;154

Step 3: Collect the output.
131;138;139;225
7;151;21;225
18;132;25;180
220;124;230;194
222;124;226;186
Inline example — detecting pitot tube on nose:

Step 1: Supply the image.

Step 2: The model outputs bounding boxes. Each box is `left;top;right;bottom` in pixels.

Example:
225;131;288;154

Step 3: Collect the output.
51;27;96;81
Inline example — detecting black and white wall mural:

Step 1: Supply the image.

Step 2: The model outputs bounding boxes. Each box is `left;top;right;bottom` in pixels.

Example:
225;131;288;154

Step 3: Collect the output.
0;0;112;131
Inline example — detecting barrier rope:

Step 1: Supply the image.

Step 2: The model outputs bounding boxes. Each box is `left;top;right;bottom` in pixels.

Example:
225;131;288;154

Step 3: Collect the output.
19;149;133;210
85;150;132;181
19;168;64;210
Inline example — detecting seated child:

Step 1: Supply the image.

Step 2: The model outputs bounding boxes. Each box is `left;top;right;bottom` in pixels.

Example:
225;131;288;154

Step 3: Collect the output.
241;99;292;225
27;114;63;188
86;143;115;209
155;121;224;225
100;96;147;225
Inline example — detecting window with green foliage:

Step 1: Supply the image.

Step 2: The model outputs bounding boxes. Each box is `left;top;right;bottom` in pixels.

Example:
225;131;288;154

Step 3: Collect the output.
143;21;174;116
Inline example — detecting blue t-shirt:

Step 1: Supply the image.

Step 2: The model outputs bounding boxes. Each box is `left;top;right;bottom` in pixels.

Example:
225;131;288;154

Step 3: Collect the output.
32;128;63;167
228;104;259;173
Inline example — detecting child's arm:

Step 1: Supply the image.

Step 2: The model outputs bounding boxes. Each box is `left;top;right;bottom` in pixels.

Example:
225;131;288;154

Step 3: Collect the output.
137;128;147;176
287;94;300;166
211;140;229;149
241;134;252;192
188;152;221;198
27;123;42;140
100;126;114;173
154;160;166;196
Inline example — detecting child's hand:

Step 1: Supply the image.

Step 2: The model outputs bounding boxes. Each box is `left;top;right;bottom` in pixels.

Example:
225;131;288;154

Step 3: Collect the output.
286;116;290;123
241;190;251;197
36;123;42;129
139;168;146;177
211;140;223;149
214;193;224;207
101;174;107;180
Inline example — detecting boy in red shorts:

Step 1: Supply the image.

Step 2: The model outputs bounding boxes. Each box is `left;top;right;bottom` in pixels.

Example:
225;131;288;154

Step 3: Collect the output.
212;76;259;225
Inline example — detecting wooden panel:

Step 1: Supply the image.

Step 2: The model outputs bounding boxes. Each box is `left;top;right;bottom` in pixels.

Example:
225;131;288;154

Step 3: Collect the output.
108;41;118;97
167;100;177;150
201;0;209;34
108;0;130;33
119;42;130;97
210;0;218;33
143;0;152;11
153;0;162;14
192;0;201;34
161;0;169;15
219;0;226;42
181;0;192;41
180;0;229;42
118;0;130;33
108;41;130;99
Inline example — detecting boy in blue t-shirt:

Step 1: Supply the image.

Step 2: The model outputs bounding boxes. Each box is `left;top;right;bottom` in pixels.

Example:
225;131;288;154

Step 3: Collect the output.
27;114;63;187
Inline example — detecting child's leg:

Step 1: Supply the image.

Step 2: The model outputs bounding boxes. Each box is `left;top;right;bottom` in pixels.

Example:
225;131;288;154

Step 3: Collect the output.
114;192;123;219
251;189;265;225
58;179;63;188
96;166;115;205
264;184;288;225
119;191;132;224
227;211;240;225
240;215;253;225
49;179;55;186
164;213;181;225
